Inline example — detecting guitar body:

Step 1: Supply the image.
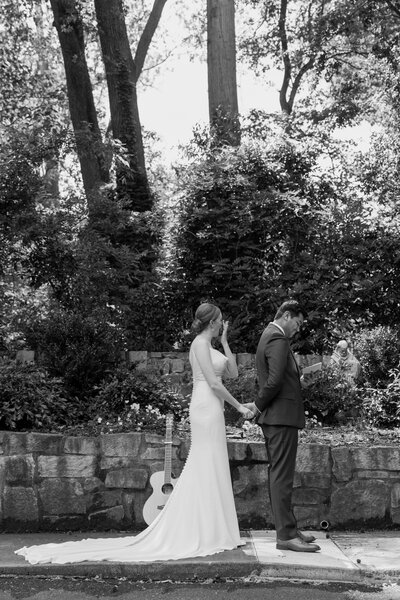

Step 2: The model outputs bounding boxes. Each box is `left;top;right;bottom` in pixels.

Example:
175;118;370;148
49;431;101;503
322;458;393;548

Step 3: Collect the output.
143;413;179;526
142;471;179;526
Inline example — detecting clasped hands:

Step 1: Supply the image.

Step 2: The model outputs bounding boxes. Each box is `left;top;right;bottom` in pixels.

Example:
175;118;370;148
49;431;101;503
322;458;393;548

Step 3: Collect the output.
238;402;258;420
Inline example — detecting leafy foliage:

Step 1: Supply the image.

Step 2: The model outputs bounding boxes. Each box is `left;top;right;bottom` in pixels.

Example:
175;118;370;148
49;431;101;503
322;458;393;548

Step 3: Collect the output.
169;118;400;353
0;358;72;430
302;365;364;425
89;364;189;434
362;369;400;428
353;326;400;388
23;305;126;401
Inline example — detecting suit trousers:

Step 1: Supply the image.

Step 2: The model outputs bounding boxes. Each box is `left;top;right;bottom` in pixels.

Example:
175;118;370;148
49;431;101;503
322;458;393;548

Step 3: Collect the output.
260;424;299;541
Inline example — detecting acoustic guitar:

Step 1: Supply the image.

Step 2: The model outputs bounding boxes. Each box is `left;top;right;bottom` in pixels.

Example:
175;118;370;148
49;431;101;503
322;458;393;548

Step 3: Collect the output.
143;413;179;525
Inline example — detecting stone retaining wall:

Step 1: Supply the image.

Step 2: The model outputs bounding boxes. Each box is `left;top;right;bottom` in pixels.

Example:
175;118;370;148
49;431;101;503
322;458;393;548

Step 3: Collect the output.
0;431;399;532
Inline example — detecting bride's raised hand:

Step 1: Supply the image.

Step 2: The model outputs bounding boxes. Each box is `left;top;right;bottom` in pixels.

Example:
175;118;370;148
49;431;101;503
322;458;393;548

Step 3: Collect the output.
221;320;229;345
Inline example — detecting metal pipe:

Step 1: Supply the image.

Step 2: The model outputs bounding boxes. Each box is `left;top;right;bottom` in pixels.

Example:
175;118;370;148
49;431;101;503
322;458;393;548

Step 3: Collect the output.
320;520;330;530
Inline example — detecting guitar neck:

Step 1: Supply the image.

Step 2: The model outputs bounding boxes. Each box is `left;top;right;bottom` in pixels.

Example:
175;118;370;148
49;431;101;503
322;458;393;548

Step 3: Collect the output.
164;415;173;485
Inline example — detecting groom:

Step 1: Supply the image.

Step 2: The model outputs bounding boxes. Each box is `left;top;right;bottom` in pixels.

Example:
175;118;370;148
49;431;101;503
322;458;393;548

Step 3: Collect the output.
245;300;320;552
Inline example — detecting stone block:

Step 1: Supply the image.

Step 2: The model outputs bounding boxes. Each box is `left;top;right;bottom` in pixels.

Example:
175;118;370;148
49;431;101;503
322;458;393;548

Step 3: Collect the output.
6;433;62;456
121;491;136;522
39;479;85;515
127;351;148;369
296;444;331;473
124;490;149;526
141;447;178;461
63;436;99;455
16;349;35;363
100;433;142;457
171;359;185;373
235;495;272;528
5;455;35;485
248;442;267;461
331;447;352;482
87;490;122;512
38;455;97;478
233;464;268;496
294;506;321;529
178;440;191;461
160;359;171;375
41;515;87;531
227;440;248;461
0;457;6;488
148;460;184;480
105;468;148;489
292;488;325;505
357;470;389;479
0;431;6;455
144;433;165;445
100;456;137;470
148;461;164;475
391;507;400;524
88;505;125;528
391;483;400;509
329;480;389;524
3;486;38;521
83;477;105;493
5;433;29;455
351;447;400;471
294;472;331;489
27;433;63;454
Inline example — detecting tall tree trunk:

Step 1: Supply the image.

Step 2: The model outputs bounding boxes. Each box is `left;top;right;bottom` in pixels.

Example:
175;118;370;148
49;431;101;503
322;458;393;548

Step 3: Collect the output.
34;0;60;206
49;0;109;207
94;0;167;212
207;0;240;146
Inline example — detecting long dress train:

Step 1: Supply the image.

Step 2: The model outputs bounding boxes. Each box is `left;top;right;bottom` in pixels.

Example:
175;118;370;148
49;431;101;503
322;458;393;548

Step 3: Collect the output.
15;346;242;564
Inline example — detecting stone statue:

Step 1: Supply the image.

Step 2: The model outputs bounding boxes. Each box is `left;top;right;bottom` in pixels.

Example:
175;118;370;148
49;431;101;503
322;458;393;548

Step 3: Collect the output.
329;340;361;382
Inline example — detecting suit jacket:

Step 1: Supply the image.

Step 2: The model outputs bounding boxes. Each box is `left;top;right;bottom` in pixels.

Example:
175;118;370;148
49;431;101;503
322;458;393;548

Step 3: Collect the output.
255;323;305;429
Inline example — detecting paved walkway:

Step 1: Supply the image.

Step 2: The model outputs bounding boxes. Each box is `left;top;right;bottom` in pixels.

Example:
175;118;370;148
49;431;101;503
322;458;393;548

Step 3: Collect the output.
0;530;399;583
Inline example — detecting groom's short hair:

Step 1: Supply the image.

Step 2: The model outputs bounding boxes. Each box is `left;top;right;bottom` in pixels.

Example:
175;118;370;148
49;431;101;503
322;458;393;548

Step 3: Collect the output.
274;300;305;320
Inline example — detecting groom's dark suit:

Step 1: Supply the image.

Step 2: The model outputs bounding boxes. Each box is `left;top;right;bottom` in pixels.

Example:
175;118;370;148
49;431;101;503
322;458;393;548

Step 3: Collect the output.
254;322;305;541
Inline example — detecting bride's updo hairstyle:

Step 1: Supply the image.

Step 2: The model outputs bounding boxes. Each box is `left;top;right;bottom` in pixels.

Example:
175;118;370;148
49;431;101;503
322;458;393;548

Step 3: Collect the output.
192;303;221;335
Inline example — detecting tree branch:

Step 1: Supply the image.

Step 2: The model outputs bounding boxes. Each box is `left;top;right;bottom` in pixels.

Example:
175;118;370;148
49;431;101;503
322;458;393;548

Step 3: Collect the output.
385;0;400;19
278;0;291;113
134;0;169;80
288;57;315;111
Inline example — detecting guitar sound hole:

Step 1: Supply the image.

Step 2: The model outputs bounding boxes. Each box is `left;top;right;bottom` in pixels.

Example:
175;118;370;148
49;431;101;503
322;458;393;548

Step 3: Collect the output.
161;483;173;495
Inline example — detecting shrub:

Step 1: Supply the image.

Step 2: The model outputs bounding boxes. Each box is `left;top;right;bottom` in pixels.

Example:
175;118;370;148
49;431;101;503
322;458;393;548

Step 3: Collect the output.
24;306;125;400
353;326;400;388
362;368;400;427
0;358;72;430
302;365;364;425
89;365;190;434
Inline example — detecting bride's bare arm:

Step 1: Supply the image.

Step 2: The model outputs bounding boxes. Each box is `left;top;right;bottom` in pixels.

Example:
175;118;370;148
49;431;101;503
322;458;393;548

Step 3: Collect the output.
191;337;251;417
220;320;238;379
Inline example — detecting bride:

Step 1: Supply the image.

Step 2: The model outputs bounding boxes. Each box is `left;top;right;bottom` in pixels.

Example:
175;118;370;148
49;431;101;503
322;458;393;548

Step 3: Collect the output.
16;303;254;564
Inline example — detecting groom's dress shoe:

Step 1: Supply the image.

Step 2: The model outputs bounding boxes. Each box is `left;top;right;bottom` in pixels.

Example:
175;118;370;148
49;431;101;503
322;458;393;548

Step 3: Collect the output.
297;530;316;543
276;537;321;552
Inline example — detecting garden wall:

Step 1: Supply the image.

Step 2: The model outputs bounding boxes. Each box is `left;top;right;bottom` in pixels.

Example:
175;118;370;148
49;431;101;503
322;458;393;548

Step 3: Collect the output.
0;431;399;532
16;349;329;379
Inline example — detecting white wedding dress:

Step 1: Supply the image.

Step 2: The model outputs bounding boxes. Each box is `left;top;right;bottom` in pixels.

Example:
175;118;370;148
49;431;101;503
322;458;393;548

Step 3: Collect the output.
16;346;242;564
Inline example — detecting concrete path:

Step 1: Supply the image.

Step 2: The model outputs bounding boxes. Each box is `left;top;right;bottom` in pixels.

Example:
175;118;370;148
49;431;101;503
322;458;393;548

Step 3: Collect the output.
0;530;399;583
